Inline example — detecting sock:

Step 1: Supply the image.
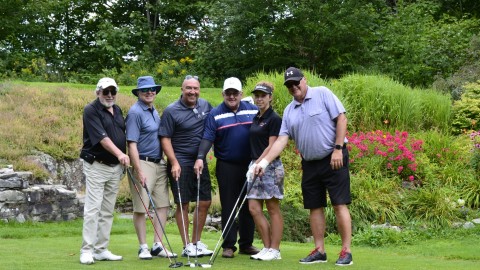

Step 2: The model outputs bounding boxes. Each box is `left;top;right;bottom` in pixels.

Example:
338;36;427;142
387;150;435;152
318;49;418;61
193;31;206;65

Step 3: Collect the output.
140;244;148;250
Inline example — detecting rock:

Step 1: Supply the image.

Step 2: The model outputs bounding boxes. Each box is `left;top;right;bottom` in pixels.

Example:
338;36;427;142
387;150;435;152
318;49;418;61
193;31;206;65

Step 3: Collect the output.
463;222;475;229
472;218;480;224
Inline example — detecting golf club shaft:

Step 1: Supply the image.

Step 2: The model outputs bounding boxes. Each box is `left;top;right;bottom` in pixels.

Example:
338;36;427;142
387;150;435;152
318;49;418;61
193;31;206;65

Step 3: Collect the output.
208;175;259;265
177;180;191;264
127;167;173;263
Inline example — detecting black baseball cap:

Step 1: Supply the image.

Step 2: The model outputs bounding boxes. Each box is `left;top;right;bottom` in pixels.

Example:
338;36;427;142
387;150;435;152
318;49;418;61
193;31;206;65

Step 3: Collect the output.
284;67;304;85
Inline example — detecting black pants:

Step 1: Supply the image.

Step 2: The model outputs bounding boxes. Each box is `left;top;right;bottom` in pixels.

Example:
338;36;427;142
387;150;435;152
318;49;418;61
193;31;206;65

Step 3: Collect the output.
216;159;255;251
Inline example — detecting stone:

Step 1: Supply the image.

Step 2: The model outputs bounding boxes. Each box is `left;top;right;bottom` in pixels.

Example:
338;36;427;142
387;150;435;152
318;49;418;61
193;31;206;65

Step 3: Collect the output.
0;190;26;203
0;177;24;189
16;213;26;223
463;222;475;229
472;218;480;224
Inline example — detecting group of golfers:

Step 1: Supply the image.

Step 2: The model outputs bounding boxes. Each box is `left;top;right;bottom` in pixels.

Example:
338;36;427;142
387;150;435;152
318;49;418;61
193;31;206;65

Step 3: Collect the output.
79;67;354;267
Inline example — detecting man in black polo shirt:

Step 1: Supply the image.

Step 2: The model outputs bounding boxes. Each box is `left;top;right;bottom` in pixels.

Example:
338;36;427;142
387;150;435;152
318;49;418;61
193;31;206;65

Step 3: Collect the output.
79;77;130;265
159;75;214;257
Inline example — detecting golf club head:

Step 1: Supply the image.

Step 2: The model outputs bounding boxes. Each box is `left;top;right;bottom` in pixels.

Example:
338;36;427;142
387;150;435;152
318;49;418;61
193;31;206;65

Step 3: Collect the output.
199;263;212;268
169;262;184;268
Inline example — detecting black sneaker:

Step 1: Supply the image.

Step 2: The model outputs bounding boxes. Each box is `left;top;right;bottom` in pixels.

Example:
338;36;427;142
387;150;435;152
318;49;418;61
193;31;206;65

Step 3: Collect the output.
335;248;353;266
299;248;327;264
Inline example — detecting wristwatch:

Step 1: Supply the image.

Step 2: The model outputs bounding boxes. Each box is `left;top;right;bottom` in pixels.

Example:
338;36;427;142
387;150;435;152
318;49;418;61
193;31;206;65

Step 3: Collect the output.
335;144;343;150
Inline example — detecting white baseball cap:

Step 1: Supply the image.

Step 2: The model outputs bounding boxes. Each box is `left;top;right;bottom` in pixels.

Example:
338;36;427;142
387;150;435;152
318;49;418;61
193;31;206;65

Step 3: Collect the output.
95;77;118;92
222;77;242;92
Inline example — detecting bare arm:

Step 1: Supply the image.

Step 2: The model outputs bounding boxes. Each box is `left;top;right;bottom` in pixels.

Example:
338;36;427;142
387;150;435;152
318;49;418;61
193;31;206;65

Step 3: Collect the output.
331;113;348;170
127;141;146;185
99;137;130;166
254;135;289;175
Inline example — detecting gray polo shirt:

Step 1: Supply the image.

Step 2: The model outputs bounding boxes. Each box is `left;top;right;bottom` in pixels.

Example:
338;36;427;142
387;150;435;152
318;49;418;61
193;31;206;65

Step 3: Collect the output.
126;100;162;159
279;86;347;161
159;97;212;166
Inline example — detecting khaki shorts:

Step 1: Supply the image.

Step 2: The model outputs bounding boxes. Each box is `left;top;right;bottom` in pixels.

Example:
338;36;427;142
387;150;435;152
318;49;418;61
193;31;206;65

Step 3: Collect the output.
128;160;170;212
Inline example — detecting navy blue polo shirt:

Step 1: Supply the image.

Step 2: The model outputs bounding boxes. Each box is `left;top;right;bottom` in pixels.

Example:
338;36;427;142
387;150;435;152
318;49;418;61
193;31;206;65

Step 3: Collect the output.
203;101;258;163
125;100;162;159
159;97;213;166
249;107;282;160
81;98;126;164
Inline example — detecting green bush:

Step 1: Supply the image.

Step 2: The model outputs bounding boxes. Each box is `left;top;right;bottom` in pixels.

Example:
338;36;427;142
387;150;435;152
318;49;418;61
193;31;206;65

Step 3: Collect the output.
451;81;480;134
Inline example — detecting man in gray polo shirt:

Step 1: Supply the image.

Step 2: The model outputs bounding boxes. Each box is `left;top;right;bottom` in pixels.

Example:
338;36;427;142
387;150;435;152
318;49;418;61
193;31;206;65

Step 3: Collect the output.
252;67;353;266
159;75;214;257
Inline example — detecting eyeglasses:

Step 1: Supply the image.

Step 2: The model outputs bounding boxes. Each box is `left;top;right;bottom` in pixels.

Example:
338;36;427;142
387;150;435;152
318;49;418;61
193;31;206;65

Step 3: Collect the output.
224;91;240;97
285;80;301;89
185;75;199;81
139;87;157;93
102;88;117;96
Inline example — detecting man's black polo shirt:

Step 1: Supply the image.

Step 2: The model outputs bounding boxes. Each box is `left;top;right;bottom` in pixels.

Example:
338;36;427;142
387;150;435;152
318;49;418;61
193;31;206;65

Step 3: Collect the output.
81;98;126;165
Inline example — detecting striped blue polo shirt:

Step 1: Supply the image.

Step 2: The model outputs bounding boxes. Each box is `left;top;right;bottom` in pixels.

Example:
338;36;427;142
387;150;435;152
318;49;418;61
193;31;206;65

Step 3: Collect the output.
203;101;258;162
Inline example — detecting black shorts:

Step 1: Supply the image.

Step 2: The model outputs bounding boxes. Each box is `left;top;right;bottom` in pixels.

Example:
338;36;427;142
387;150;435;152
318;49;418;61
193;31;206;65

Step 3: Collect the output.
301;148;351;209
168;164;212;203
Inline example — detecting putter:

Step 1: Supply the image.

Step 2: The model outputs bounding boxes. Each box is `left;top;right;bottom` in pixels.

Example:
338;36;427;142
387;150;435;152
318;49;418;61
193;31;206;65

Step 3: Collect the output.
176;180;193;267
205;175;259;268
127;167;183;268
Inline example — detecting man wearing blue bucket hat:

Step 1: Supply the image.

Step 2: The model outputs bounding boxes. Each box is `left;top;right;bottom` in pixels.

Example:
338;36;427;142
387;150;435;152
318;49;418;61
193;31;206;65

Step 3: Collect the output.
126;76;177;260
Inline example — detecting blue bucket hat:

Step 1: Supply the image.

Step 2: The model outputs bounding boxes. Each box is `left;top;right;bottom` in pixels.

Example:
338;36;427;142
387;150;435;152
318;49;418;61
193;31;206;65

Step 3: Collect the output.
132;76;162;97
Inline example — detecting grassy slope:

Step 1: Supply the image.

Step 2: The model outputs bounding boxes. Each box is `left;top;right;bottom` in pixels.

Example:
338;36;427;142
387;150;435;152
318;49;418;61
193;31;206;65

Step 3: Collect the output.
0;219;478;270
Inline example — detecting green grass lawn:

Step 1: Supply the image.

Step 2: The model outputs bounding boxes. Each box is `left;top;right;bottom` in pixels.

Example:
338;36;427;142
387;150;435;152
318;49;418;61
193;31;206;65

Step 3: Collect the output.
1;217;479;270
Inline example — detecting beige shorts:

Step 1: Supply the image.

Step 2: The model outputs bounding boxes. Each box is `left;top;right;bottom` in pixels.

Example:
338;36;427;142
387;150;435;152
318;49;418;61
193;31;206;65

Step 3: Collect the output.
128;160;170;212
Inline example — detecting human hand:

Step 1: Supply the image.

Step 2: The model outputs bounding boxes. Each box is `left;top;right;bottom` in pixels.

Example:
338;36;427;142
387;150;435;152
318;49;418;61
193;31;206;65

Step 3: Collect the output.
330;151;343;170
194;159;204;176
254;159;269;177
118;153;130;166
246;163;255;182
171;162;181;180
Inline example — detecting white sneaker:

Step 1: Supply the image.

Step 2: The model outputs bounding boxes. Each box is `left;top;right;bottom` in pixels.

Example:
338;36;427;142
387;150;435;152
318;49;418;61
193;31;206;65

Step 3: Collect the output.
151;243;178;258
196;241;213;256
93;250;123;261
182;243;202;257
258;248;281;261
138;247;152;260
80;252;94;264
250;247;269;260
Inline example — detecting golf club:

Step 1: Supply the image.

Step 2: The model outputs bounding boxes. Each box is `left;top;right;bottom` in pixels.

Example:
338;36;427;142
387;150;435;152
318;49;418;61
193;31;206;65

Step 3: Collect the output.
127;167;183;268
176;180;193;267
205;175;259;268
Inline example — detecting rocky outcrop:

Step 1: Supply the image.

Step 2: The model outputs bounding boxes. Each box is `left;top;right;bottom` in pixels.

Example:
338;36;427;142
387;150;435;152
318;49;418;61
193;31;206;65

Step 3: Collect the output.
0;163;84;223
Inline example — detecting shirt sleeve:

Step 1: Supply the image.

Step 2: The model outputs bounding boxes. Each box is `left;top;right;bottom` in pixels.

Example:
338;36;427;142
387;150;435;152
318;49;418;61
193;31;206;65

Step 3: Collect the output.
202;111;216;142
269;113;282;137
158;108;175;138
125;111;142;142
83;104;108;146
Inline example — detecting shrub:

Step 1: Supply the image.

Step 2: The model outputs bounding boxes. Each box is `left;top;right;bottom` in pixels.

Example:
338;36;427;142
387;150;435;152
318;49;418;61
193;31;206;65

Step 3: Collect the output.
347;130;423;184
451;81;480;134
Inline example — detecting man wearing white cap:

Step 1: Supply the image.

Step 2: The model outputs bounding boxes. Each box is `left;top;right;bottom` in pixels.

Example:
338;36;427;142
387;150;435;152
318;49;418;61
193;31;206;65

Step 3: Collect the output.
195;77;260;258
79;77;130;264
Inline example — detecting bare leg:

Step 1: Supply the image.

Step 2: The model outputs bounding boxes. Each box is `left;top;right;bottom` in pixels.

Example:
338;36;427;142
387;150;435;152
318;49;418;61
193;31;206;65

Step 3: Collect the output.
333;204;352;252
153;207;168;243
133;212;147;245
265;198;283;250
175;203;190;246
193;200;211;242
249;199;270;247
309;208;326;253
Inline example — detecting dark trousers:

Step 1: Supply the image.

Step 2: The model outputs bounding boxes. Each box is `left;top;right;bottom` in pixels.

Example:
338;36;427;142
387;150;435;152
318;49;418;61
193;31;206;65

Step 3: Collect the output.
216;159;255;251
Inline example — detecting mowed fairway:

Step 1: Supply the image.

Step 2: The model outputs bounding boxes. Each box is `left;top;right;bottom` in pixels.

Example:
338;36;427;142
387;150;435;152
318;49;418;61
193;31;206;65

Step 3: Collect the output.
0;219;479;270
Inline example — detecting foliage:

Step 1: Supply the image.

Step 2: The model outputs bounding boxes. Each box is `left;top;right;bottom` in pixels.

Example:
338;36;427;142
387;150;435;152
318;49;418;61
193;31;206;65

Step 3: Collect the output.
371;1;480;87
451;81;480;134
333;74;451;132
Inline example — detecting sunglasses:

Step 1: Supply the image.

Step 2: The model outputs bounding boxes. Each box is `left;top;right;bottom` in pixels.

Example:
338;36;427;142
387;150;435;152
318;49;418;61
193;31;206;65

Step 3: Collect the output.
139;87;158;93
285;80;301;89
185;75;199;81
102;88;117;96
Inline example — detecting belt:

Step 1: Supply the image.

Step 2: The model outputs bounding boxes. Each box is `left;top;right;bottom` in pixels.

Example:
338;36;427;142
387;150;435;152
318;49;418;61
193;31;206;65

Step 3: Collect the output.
95;160;118;167
139;156;161;163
